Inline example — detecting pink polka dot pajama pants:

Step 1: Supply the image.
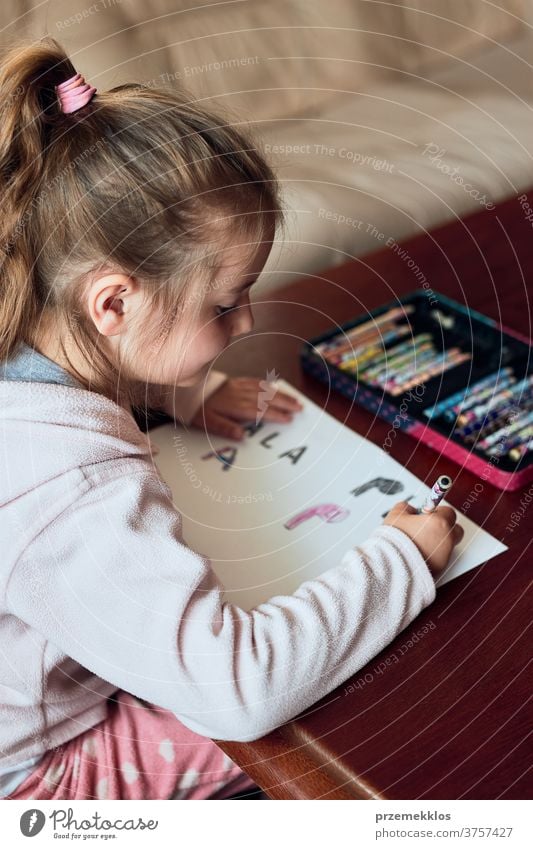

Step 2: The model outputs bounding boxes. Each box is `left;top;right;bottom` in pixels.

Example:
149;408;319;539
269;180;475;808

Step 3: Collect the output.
5;691;259;800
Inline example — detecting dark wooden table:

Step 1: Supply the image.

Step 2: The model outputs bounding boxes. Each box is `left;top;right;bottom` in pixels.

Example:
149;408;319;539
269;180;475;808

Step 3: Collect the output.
209;191;533;800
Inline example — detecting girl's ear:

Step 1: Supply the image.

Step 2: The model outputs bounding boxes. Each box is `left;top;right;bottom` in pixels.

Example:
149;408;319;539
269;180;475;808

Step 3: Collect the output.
87;273;141;337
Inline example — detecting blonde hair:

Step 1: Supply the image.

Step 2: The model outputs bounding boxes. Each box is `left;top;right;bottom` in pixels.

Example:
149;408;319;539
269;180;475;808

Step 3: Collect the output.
0;37;281;407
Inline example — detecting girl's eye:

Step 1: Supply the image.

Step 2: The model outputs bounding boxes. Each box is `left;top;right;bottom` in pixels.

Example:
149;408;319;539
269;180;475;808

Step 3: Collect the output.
215;304;238;317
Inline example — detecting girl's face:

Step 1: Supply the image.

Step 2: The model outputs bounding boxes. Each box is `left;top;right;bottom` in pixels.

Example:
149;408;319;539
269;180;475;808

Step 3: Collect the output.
145;227;274;388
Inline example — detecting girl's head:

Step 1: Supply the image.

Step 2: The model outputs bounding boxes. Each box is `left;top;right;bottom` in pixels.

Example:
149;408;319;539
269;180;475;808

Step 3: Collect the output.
0;37;281;407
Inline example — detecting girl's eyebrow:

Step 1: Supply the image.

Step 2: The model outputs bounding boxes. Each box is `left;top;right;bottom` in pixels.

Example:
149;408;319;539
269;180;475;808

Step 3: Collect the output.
228;277;257;294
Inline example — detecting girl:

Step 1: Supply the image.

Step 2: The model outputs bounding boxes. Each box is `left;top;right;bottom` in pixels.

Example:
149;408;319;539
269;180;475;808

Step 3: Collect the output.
0;38;463;801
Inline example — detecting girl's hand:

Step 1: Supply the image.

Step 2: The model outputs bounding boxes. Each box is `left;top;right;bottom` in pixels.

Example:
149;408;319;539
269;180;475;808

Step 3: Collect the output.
383;500;464;576
191;376;304;440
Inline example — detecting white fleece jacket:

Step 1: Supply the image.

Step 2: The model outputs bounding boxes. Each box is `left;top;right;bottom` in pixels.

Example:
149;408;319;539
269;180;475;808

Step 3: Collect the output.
0;377;436;769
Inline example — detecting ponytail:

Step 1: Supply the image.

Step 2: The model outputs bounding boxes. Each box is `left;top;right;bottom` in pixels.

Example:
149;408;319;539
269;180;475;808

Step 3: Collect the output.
0;38;76;360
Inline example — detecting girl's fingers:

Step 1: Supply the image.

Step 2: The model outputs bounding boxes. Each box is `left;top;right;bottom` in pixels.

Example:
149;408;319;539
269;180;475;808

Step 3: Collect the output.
221;392;303;422
387;500;418;517
434;505;457;526
258;407;295;423
267;390;304;411
204;410;245;440
453;523;465;545
251;390;303;420
237;390;302;413
226;406;293;424
228;380;303;411
208;384;304;426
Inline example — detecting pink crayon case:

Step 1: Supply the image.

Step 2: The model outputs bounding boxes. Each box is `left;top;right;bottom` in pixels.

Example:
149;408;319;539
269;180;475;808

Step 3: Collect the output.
300;289;533;491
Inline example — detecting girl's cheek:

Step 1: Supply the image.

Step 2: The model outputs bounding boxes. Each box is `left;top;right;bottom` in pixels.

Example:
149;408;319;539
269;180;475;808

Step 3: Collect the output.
207;323;228;356
193;315;229;362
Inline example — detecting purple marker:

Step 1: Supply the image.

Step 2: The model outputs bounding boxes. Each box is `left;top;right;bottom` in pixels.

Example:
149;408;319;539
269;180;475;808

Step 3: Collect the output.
419;475;453;514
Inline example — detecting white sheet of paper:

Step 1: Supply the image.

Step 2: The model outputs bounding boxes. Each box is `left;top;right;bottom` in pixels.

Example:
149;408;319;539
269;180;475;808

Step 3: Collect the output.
150;379;507;610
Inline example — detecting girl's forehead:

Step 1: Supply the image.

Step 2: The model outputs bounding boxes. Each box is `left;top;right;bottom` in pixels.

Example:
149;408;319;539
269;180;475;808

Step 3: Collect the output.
215;233;273;283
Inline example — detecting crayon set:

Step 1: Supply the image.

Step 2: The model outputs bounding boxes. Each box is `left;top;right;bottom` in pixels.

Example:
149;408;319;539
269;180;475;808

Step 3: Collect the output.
301;289;533;490
318;305;472;397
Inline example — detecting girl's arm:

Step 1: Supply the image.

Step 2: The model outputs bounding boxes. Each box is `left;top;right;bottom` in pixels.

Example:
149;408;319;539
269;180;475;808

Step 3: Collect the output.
7;467;435;743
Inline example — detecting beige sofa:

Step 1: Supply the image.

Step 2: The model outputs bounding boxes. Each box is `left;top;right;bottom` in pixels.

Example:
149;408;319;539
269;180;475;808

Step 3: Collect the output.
7;0;533;294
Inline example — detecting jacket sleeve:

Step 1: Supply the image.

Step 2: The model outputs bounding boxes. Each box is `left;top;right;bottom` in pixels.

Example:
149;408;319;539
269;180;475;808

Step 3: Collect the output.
151;370;229;426
6;468;436;743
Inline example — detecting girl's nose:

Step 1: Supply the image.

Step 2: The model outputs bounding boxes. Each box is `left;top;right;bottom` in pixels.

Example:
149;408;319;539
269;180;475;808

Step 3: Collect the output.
231;304;254;338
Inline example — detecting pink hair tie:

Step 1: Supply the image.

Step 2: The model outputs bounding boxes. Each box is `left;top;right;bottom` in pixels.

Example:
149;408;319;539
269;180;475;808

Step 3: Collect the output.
56;72;97;114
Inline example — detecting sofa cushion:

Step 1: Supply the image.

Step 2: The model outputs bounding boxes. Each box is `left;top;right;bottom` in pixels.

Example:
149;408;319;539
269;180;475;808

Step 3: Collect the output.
11;0;525;122
257;69;533;292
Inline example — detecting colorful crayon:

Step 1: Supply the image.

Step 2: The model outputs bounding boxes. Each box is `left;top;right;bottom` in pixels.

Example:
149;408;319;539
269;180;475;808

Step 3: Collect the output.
337;332;428;375
456;375;533;427
387;351;471;396
325;324;399;359
380;347;454;388
460;397;533;443
326;321;413;363
338;327;412;361
478;410;533;449
360;334;433;380
456;396;533;438
364;346;437;386
316;304;415;355
487;427;533;456
508;440;533;462
448;372;516;420
422;368;514;420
